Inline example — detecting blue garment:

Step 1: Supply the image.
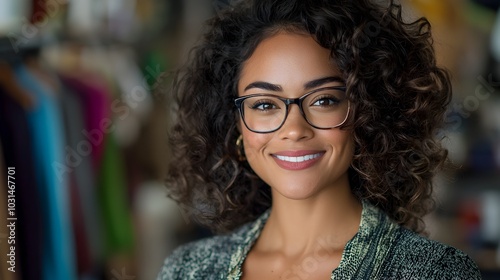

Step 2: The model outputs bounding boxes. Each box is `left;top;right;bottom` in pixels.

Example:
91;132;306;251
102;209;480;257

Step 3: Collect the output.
14;64;77;280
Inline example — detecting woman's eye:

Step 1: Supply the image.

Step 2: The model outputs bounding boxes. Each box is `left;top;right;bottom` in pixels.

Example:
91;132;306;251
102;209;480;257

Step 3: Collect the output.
250;100;279;111
253;103;275;110
311;97;340;107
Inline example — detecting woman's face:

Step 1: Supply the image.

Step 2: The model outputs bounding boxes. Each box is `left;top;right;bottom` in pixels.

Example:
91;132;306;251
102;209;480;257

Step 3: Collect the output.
237;32;354;200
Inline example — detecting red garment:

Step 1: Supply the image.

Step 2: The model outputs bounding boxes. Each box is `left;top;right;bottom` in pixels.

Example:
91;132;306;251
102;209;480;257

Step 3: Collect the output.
69;173;92;275
30;0;47;25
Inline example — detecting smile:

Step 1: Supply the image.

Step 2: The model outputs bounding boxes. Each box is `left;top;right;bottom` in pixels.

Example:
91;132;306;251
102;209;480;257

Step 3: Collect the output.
274;153;322;163
271;151;325;170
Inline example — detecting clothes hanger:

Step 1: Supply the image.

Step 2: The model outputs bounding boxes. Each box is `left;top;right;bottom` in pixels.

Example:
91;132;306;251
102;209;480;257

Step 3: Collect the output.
0;61;35;110
0;35;46;110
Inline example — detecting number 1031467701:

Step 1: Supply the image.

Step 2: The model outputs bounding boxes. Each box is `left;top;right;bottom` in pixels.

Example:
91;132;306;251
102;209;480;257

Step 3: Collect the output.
7;167;16;218
6;167;17;273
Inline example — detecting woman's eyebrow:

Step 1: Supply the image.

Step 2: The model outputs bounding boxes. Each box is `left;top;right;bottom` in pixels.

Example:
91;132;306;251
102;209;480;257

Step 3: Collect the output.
243;76;343;92
303;76;344;90
244;82;283;92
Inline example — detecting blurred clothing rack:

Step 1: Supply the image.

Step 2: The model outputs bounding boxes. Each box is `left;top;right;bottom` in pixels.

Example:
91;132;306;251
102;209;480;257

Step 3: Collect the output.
0;35;43;64
0;36;24;64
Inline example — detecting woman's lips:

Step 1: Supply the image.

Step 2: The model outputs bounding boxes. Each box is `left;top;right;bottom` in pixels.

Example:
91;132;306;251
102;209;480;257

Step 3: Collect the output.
271;151;325;170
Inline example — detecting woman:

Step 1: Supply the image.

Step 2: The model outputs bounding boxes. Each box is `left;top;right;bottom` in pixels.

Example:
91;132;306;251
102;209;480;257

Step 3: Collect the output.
158;0;481;279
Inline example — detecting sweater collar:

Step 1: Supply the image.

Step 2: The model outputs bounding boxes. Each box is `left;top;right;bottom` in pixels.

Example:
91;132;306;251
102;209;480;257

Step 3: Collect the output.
225;201;396;279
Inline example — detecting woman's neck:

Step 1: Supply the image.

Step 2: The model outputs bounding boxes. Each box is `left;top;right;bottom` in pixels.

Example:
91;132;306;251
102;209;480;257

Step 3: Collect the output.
255;180;362;257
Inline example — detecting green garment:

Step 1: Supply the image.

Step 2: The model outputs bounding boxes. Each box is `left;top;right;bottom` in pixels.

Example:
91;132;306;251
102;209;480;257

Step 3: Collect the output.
158;201;481;279
98;134;134;255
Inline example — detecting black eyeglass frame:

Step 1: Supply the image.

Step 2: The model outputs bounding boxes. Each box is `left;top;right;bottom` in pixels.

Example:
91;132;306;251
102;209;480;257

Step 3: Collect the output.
234;86;350;133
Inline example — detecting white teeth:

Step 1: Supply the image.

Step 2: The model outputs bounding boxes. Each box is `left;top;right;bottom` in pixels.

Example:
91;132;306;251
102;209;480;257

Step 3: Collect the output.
275;153;322;163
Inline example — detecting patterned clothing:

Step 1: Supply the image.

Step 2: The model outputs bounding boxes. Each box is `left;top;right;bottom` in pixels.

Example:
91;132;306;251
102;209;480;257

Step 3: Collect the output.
157;202;481;279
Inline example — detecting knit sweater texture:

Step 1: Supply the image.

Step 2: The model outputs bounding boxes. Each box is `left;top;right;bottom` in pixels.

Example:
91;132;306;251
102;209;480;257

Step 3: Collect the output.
157;202;481;279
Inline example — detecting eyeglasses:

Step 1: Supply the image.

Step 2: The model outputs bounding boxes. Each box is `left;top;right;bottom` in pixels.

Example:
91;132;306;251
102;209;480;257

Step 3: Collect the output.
234;86;350;133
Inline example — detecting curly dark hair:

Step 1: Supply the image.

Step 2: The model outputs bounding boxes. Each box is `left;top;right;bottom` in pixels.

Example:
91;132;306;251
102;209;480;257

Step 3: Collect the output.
166;0;451;234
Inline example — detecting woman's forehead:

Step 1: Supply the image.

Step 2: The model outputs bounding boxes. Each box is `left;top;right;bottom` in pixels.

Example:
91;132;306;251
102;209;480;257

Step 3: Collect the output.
238;33;341;93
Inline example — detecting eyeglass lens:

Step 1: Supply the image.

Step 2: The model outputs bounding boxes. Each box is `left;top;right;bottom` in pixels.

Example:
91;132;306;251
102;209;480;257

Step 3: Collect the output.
239;87;349;132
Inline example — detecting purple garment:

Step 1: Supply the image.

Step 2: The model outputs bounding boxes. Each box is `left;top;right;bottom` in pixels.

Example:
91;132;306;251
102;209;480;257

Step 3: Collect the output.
60;75;112;172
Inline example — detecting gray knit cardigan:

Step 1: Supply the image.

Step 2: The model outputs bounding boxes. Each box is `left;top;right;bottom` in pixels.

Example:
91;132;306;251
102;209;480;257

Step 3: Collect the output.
157;202;481;279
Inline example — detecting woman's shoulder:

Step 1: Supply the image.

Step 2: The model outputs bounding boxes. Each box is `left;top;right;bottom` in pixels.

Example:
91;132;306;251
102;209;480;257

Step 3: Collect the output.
381;226;481;279
156;219;260;280
156;234;232;280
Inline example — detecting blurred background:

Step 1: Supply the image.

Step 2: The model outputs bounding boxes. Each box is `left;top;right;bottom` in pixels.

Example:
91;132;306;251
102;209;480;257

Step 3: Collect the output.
0;0;498;279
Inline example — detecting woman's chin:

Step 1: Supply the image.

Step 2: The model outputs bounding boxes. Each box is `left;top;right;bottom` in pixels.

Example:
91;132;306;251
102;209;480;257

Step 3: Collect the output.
271;184;321;201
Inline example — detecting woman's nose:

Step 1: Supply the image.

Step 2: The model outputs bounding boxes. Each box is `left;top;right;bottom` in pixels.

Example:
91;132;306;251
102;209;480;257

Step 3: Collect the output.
277;105;314;141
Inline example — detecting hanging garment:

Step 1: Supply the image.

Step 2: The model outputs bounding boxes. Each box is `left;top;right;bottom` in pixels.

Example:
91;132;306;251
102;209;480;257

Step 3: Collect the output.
98;133;135;257
0;135;17;280
59;84;104;278
60;74;110;171
13;63;77;280
0;85;42;280
0;62;34;110
68;171;93;275
28;60;105;278
30;0;47;24
61;72;134;261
